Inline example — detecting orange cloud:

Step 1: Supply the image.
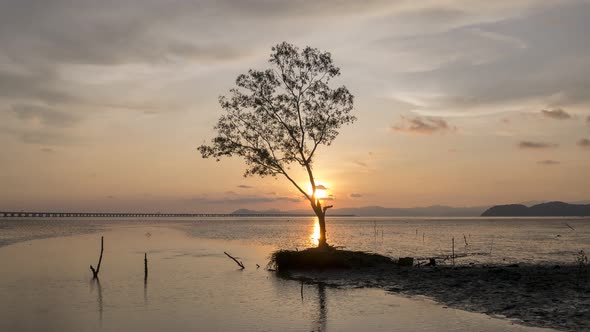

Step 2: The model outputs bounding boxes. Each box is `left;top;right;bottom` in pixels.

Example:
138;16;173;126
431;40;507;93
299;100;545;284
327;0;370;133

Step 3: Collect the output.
518;141;558;149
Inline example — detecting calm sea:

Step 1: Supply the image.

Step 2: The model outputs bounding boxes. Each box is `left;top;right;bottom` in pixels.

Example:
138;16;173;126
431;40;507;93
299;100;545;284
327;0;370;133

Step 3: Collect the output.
2;216;585;331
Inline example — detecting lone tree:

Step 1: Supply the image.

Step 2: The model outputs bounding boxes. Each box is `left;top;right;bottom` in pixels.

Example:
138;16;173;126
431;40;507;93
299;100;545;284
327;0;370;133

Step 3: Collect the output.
199;42;356;248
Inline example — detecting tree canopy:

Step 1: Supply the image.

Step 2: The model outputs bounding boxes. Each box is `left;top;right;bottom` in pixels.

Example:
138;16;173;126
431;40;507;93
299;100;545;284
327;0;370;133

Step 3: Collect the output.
199;42;356;247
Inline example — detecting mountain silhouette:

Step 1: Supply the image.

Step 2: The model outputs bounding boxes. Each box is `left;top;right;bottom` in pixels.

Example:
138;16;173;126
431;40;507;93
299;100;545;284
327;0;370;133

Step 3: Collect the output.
482;201;590;216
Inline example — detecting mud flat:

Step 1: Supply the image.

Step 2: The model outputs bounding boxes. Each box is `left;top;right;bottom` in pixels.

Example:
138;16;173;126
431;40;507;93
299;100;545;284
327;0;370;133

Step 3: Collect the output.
287;263;590;331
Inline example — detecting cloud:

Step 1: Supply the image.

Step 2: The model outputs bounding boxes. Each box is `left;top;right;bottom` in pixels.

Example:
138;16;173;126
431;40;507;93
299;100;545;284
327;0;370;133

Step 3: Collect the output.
517;141;558;149
211;0;398;21
578;138;590;148
0;2;250;67
39;147;55;154
392;116;455;134
316;184;328;190
19;131;75;145
0;0;261;131
0;0;398;76
0;69;77;104
237;185;253;189
386;2;590;114
540;108;571;120
349;193;362;198
1;104;86;146
0;121;84;146
12;104;80;127
537;160;560;165
353;160;368;167
377;25;528;72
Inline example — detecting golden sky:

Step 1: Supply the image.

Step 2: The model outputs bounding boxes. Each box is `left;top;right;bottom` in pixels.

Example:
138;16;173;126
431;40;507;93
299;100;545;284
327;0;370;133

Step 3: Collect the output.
1;0;589;212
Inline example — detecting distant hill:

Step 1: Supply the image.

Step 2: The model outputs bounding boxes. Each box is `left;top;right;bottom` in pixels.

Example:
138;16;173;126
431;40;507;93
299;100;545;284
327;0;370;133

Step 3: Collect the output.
232;205;489;217
482;201;590;216
518;200;590;206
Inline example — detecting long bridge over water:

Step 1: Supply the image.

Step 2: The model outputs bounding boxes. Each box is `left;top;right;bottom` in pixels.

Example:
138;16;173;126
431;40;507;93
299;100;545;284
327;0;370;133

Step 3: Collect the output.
0;211;303;218
0;211;353;218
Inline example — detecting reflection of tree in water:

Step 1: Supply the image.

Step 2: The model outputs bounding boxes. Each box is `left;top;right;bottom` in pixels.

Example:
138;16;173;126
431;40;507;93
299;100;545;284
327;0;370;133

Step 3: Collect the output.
313;283;327;332
90;278;103;326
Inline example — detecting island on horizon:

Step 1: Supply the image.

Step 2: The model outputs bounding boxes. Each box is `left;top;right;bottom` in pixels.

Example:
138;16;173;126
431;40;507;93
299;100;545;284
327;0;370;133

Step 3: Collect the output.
482;201;590;217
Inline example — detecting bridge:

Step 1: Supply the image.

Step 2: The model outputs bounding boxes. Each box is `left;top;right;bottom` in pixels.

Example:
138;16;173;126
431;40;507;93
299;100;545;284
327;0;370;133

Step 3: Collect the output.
0;211;354;218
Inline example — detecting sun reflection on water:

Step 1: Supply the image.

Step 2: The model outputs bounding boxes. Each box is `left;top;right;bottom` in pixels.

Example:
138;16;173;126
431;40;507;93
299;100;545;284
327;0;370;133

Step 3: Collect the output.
310;218;320;246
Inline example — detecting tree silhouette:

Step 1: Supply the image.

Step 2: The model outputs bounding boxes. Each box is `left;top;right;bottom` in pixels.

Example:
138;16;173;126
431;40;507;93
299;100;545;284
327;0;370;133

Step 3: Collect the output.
199;42;356;248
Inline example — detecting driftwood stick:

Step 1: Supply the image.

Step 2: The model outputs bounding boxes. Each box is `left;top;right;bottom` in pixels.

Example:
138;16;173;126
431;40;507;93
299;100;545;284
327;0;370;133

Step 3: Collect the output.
144;253;148;281
90;236;104;279
224;251;245;269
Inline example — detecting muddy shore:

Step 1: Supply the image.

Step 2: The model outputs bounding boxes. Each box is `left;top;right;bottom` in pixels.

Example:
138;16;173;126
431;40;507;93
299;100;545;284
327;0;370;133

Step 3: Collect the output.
288;263;590;331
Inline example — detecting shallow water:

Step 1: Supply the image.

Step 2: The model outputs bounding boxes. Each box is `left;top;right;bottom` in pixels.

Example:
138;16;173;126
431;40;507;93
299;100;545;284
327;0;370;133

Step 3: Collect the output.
1;217;585;331
2;217;588;264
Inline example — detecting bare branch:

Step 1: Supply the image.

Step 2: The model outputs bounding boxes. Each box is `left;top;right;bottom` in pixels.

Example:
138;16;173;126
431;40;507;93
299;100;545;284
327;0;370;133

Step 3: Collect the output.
224;251;245;269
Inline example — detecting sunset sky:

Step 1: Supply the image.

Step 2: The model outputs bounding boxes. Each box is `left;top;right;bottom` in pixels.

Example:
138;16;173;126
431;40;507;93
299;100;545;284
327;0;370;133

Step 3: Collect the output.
1;0;590;213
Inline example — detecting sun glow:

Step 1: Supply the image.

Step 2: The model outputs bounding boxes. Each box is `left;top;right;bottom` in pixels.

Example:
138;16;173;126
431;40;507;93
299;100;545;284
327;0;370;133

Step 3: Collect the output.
307;182;329;200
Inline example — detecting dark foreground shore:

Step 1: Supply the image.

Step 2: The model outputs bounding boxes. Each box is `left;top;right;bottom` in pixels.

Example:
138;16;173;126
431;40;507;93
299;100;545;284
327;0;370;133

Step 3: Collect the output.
287;263;590;331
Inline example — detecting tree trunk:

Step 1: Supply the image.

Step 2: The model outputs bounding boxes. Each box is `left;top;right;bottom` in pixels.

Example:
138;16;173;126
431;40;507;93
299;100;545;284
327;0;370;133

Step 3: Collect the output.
317;211;328;249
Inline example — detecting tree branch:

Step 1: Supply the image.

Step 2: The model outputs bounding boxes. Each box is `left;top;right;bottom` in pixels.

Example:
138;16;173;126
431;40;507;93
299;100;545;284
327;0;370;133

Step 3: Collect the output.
224;251;245;269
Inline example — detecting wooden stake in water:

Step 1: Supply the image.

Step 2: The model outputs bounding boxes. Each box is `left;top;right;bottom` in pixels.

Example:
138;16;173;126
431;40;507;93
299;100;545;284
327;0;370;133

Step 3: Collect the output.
90;236;104;279
374;220;377;237
144;253;148;281
452;237;455;266
300;280;304;301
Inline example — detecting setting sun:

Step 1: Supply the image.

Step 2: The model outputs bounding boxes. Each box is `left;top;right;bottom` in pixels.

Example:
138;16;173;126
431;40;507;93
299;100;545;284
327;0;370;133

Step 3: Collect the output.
307;183;329;200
